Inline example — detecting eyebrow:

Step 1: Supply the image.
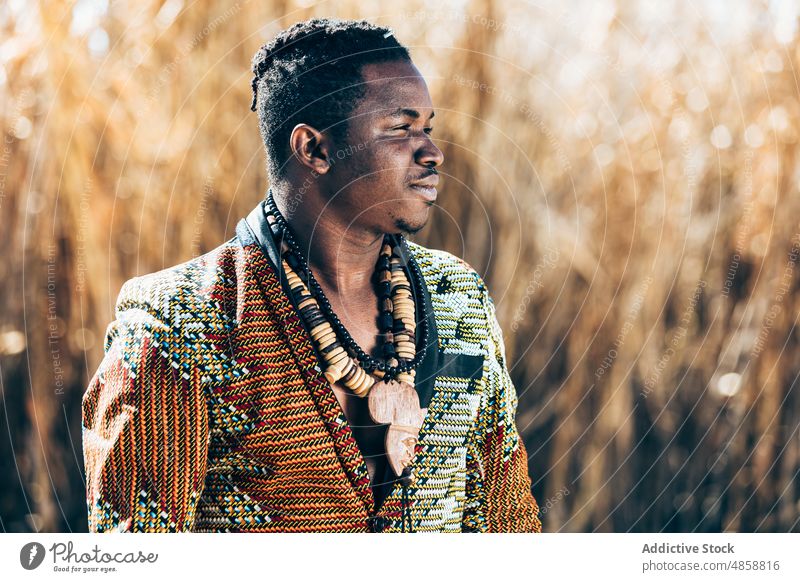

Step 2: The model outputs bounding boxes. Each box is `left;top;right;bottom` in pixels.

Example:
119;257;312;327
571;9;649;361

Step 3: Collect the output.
386;107;435;121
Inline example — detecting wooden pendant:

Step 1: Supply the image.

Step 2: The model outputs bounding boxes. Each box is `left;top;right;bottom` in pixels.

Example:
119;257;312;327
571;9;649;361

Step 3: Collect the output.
367;379;427;477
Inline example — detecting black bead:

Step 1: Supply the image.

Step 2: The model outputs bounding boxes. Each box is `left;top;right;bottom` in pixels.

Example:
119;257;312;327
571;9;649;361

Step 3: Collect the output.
320;341;341;354
298;305;318;320
378;313;393;331
305;312;327;328
286;253;300;270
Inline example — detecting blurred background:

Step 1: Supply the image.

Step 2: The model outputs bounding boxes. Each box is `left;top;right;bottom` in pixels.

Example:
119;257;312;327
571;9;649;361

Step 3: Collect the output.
2;0;800;532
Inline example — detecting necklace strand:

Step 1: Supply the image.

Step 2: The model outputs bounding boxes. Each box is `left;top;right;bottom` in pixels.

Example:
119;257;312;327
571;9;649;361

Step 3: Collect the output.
264;191;428;385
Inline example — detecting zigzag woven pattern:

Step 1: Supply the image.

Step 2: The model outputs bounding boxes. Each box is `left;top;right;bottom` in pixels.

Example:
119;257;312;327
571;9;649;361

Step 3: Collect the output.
82;230;542;533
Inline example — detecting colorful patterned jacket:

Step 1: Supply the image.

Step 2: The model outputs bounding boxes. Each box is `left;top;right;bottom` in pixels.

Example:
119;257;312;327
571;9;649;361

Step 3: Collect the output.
81;201;542;533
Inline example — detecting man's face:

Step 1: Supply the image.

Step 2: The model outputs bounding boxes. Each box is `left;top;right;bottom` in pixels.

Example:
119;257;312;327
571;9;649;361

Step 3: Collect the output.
323;59;444;237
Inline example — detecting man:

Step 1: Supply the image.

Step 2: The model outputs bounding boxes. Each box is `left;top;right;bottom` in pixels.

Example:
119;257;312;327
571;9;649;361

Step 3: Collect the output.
82;18;542;533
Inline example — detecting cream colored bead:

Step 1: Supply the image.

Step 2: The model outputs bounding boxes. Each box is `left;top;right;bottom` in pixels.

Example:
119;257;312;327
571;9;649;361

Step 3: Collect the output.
324;363;343;384
339;358;356;377
310;324;335;340
325;347;349;366
298;297;317;310
353;373;374;396
314;331;337;348
351;375;371;397
317;332;339;350
344;365;366;390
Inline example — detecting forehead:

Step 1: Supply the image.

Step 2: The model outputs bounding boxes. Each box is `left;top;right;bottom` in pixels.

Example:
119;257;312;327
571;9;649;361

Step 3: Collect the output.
353;60;434;116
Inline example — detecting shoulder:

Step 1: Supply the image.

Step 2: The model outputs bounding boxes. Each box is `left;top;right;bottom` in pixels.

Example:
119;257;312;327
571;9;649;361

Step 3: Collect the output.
114;239;240;325
405;239;488;301
405;240;500;358
106;240;241;378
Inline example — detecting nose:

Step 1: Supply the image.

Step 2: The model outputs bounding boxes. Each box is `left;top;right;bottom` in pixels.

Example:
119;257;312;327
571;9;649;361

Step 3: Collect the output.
416;136;444;168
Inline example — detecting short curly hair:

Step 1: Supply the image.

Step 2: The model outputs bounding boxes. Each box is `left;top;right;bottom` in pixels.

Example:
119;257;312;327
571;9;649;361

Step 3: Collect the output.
250;18;411;180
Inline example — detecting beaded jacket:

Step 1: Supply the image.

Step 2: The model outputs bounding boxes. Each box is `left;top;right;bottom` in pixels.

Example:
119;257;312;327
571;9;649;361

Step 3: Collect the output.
81;200;543;533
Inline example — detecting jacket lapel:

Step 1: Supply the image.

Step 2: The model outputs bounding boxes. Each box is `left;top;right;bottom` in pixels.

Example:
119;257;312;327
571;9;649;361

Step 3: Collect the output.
234;206;375;514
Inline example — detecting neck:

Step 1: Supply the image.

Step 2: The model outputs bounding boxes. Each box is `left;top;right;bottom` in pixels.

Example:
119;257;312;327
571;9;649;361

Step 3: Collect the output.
271;186;386;296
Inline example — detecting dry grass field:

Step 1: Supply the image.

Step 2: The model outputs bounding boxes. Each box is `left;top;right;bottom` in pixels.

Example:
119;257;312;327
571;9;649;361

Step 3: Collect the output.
1;0;799;532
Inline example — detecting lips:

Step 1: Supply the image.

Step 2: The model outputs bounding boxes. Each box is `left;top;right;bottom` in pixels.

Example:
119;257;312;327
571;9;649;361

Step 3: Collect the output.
408;175;439;200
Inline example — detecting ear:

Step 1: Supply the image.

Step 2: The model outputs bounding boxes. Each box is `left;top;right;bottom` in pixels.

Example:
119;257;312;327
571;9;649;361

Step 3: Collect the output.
289;123;332;174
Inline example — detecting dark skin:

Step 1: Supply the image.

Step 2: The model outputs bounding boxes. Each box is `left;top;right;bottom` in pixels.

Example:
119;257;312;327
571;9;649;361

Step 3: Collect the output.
270;59;444;510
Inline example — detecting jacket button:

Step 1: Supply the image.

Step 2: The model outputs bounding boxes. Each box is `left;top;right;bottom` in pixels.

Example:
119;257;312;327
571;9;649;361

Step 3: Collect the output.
367;516;389;533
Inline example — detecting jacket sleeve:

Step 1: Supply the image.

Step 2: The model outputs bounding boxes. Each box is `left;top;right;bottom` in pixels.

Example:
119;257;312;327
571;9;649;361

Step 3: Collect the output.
81;279;209;532
462;282;543;532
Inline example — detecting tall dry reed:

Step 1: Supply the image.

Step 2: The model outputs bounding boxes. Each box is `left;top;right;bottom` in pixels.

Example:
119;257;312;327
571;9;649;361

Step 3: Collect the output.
1;0;798;532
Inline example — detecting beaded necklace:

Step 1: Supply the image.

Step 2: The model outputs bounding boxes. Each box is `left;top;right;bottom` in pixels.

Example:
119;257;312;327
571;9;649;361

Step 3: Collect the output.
264;192;427;486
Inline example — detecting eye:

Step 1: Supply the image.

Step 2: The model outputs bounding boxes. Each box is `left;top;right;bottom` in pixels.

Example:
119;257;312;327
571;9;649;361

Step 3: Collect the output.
389;124;433;136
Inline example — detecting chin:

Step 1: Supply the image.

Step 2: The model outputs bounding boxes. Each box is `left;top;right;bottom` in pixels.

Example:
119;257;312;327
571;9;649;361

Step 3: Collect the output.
393;216;428;236
385;199;433;236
